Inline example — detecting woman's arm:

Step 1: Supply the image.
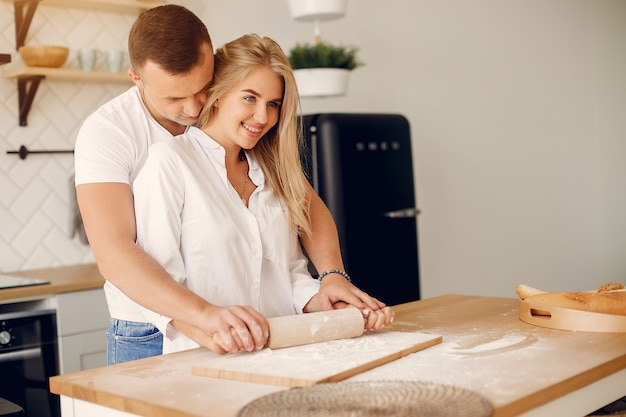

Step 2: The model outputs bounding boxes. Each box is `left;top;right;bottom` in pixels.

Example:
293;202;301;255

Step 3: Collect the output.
299;184;390;313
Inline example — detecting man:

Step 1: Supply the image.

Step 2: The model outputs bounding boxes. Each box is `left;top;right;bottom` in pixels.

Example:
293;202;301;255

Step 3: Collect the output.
75;4;390;363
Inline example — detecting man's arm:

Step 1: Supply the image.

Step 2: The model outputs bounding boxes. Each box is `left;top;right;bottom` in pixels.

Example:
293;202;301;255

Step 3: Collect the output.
77;183;266;352
77;183;208;319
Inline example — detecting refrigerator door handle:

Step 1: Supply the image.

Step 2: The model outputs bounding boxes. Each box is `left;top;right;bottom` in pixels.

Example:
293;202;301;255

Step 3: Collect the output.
383;207;420;218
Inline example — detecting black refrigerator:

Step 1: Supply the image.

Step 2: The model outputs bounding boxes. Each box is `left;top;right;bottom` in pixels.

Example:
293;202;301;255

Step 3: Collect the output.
302;113;420;305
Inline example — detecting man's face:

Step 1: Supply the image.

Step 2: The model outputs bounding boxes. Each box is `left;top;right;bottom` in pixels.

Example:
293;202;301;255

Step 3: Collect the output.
130;42;214;135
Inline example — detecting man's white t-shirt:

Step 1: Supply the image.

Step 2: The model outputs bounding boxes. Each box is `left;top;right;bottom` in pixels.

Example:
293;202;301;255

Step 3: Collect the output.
133;127;320;354
75;86;174;186
74;85;178;323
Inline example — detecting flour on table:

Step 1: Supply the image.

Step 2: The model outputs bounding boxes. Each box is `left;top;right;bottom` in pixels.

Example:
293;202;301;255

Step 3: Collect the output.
192;331;441;386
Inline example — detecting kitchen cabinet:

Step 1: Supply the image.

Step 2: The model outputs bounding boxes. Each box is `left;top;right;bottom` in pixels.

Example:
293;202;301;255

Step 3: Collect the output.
54;289;109;374
2;0;162;125
1;264;109;374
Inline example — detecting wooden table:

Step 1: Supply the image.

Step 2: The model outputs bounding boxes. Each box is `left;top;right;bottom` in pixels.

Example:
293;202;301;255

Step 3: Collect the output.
50;295;626;417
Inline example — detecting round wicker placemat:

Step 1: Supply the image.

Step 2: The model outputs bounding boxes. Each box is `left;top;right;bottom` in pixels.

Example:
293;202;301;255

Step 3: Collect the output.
237;381;493;417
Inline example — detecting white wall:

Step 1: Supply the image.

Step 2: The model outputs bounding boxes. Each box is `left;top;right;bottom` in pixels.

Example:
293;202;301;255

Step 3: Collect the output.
0;4;132;271
1;0;625;301
184;0;626;298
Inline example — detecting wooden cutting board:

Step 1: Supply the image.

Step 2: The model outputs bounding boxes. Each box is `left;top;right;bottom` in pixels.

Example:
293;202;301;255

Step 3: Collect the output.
519;300;626;332
192;331;442;387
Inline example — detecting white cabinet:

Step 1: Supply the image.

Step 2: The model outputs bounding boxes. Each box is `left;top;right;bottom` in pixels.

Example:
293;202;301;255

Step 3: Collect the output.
54;289;109;374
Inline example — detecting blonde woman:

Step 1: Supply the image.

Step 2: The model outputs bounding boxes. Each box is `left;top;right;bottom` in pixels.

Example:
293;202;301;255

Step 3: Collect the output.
133;34;394;355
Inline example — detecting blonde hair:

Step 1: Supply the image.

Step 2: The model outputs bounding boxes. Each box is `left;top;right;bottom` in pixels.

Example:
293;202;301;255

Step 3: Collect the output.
197;34;310;235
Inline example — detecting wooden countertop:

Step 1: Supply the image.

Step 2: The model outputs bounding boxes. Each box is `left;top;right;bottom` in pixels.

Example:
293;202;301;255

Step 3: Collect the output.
0;263;104;301
49;294;626;417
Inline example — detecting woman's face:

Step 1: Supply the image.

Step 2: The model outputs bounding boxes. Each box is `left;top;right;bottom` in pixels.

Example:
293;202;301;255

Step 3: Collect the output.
207;66;284;153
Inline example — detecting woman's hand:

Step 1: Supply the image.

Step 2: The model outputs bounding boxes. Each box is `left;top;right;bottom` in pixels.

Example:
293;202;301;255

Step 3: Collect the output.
316;273;388;311
361;306;395;331
328;300;394;331
304;274;395;330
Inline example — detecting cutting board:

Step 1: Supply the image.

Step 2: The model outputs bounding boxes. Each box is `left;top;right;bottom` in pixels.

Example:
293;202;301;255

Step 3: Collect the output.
192;331;442;387
519;300;626;332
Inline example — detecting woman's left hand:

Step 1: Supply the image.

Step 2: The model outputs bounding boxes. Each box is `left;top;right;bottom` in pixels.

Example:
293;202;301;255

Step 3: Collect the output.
360;305;394;331
306;274;395;329
316;273;387;311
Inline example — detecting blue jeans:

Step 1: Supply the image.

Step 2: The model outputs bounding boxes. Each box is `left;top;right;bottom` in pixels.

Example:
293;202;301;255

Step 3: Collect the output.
107;318;163;365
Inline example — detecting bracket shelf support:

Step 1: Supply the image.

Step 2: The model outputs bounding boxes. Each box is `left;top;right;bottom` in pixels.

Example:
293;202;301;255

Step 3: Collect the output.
13;0;40;50
17;75;45;126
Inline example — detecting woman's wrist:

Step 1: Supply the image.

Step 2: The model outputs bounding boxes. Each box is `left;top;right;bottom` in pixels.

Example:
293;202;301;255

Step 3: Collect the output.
316;269;351;283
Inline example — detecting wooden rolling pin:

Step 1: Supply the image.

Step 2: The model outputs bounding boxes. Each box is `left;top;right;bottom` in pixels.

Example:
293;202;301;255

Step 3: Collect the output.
265;308;365;349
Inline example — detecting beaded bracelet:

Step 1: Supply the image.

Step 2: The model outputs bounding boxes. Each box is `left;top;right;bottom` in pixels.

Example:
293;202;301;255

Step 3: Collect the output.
316;269;351;283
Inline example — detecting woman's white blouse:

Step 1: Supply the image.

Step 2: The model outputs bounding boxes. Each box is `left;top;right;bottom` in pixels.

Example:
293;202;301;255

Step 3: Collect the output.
133;126;320;353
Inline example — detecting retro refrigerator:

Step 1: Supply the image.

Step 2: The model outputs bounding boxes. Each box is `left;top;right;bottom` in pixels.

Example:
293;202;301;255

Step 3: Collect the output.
302;113;420;305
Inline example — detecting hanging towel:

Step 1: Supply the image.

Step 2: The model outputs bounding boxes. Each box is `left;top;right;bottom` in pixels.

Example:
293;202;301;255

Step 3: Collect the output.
69;173;89;244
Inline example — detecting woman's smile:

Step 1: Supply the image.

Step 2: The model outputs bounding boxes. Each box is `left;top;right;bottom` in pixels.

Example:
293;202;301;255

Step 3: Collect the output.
242;122;263;135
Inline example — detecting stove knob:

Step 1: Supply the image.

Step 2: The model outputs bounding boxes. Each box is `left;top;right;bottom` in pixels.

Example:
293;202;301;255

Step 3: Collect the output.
0;330;11;345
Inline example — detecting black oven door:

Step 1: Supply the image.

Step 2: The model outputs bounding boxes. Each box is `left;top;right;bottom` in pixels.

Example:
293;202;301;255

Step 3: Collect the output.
0;310;60;417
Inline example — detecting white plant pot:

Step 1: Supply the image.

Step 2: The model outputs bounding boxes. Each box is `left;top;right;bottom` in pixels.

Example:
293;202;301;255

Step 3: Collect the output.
294;68;351;97
288;0;347;21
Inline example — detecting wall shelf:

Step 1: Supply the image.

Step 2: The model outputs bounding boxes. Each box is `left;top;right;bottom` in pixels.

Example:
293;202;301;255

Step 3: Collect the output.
3;0;155;125
3;66;130;83
3;67;131;126
5;0;164;49
21;0;163;13
3;0;163;15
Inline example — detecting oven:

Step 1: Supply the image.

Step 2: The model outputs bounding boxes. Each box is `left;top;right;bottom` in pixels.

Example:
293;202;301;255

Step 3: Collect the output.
0;308;60;417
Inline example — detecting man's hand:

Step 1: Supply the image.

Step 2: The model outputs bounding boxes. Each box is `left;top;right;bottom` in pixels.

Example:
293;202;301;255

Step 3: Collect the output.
173;305;269;354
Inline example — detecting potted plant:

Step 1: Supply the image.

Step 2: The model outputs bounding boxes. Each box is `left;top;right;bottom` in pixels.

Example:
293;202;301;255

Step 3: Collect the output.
288;41;364;97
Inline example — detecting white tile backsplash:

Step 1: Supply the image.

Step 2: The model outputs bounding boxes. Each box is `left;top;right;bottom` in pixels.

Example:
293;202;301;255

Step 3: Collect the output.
0;2;134;272
11;210;53;258
0;205;21;242
0;240;22;272
0;175;20;207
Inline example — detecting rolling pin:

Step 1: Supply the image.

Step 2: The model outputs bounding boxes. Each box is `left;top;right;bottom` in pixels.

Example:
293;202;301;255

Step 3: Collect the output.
265;308;365;349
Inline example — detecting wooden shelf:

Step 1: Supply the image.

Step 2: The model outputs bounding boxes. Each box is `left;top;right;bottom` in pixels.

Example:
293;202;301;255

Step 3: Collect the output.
3;66;131;83
3;67;131;125
3;0;164;14
5;0;164;49
3;0;156;125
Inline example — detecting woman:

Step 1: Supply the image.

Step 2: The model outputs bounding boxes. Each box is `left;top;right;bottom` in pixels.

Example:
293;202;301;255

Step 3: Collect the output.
133;34;394;355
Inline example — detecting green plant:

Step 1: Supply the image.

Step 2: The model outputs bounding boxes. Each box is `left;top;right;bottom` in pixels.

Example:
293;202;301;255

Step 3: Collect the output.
288;42;364;70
